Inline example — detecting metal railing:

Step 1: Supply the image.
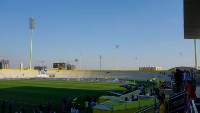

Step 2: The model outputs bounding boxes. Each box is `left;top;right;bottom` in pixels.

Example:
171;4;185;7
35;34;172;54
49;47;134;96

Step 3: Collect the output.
134;82;187;113
190;100;199;113
168;87;186;113
134;103;159;113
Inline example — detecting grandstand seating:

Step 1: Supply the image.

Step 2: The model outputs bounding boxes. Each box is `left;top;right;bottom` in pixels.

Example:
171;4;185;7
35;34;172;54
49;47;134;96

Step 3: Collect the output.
0;69;171;81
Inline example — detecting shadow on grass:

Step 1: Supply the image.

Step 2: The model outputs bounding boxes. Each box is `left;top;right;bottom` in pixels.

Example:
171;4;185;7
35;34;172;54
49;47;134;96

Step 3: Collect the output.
0;86;124;113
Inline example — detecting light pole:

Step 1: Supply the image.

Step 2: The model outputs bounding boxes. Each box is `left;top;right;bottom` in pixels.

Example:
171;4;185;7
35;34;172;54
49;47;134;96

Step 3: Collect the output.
116;45;119;70
194;39;198;69
75;59;78;70
99;55;102;70
75;59;78;81
29;18;35;70
80;54;82;70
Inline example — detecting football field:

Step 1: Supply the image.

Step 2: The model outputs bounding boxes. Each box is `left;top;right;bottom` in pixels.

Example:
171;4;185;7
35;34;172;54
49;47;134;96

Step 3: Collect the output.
0;80;125;112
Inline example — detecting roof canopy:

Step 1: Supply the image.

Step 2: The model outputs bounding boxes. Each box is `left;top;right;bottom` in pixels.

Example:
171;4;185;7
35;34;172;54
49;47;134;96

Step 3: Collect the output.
184;0;200;39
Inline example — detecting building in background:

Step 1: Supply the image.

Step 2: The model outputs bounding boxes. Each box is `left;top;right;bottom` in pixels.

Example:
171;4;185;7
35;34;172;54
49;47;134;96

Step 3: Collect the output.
139;66;162;71
0;59;9;69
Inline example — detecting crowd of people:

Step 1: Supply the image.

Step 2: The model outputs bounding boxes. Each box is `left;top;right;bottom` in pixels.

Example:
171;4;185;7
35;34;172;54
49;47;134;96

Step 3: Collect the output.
0;94;99;113
172;69;196;97
156;68;198;113
1;100;52;113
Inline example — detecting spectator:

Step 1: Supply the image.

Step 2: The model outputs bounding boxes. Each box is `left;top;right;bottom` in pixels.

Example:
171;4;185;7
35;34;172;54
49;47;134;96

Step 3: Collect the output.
70;106;76;113
86;95;89;102
183;70;187;81
93;96;97;103
153;87;160;96
157;81;162;89
8;100;14;113
61;103;66;113
2;100;6;113
131;95;134;101
170;71;175;79
62;97;66;104
90;101;96;108
33;105;39;113
161;93;166;99
147;89;154;96
138;85;142;94
186;71;192;82
85;101;89;113
19;104;25;113
39;103;44;113
139;83;145;95
159;97;168;113
174;69;183;93
125;97;128;101
186;81;197;99
46;102;52;113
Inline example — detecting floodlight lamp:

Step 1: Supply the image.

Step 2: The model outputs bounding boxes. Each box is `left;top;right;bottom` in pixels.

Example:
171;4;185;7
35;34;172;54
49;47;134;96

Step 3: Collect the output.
29;18;35;29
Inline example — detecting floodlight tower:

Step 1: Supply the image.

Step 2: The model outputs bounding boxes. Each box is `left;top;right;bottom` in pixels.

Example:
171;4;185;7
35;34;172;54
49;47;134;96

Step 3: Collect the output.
80;53;82;70
194;39;198;69
99;55;102;70
116;45;119;70
29;18;35;70
75;59;78;70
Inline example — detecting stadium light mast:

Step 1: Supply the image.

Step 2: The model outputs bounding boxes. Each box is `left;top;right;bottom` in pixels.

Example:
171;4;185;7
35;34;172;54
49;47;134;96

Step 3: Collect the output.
194;39;198;69
75;59;79;81
29;18;35;70
116;45;119;70
80;53;82;70
75;59;78;70
99;55;102;70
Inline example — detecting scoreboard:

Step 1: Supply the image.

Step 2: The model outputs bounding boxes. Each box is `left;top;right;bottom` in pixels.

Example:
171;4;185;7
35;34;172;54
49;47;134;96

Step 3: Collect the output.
53;63;66;69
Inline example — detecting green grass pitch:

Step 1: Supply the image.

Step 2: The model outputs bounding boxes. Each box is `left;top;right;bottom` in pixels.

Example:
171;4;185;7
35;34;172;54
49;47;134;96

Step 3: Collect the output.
0;80;125;112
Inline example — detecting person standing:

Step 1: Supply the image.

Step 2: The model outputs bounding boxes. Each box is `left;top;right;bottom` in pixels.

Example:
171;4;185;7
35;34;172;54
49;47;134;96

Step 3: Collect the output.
85;101;89;113
46;102;52;113
70;106;76;113
159;97;168;113
174;69;183;93
8;100;13;113
2;100;6;113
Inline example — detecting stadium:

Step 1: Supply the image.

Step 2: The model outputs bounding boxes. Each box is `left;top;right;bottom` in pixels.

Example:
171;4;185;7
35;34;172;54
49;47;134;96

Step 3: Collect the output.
1;0;200;113
0;69;171;113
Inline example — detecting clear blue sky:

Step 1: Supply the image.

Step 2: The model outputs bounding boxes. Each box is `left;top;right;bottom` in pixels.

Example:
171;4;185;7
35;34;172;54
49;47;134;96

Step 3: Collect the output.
0;0;196;70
